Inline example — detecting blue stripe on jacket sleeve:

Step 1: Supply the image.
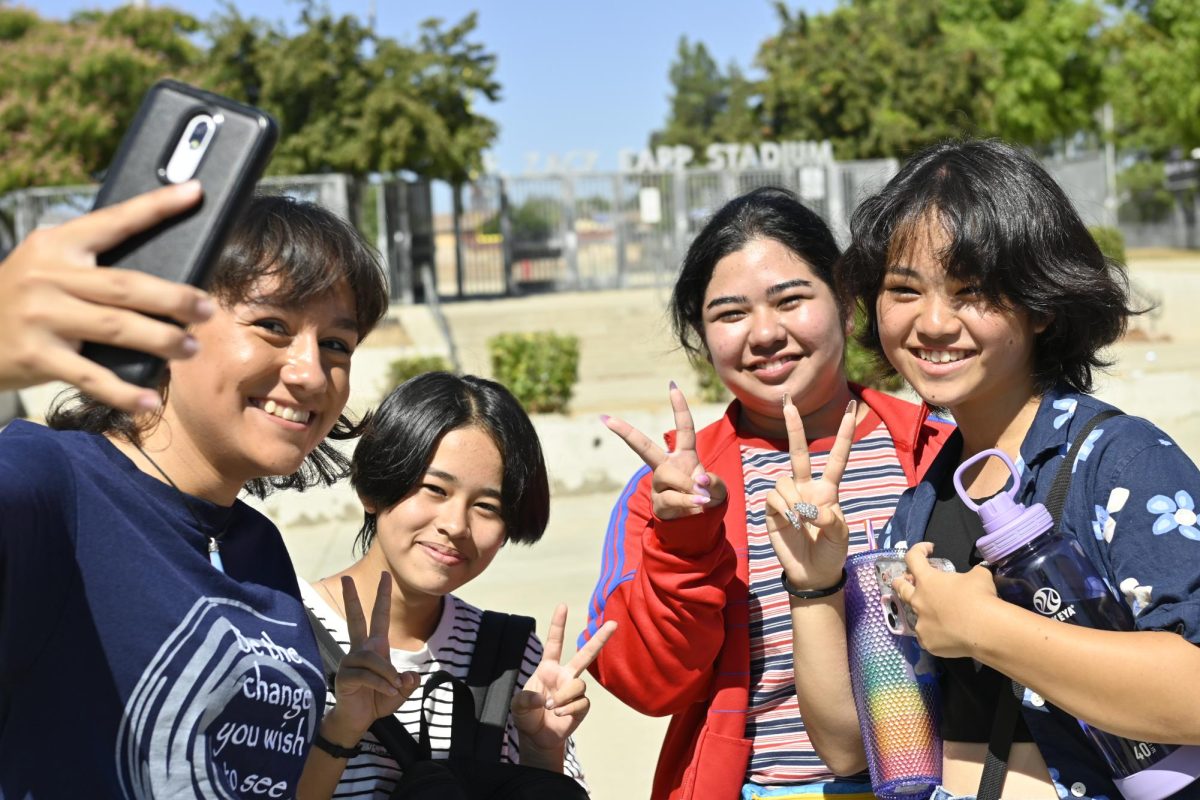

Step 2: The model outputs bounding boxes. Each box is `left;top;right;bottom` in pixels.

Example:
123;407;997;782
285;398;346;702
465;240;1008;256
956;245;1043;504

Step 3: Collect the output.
579;465;650;648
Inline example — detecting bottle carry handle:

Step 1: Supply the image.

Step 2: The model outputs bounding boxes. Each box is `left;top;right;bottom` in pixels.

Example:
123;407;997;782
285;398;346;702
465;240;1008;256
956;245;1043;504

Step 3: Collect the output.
953;449;1020;512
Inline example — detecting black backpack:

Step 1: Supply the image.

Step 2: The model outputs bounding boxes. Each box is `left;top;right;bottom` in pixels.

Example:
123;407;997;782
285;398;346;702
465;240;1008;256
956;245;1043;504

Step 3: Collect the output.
306;607;589;800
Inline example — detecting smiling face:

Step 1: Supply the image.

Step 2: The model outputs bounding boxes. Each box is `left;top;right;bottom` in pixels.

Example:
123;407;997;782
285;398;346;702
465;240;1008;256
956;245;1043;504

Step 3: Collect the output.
876;217;1045;418
365;425;507;603
701;237;851;437
158;275;359;492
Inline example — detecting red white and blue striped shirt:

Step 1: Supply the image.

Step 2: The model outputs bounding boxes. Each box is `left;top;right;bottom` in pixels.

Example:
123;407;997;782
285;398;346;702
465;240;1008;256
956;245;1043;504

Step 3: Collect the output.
742;409;907;786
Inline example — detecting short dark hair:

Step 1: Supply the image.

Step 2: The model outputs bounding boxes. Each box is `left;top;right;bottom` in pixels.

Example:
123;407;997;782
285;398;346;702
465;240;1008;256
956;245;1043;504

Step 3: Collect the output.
48;194;389;497
670;186;843;363
837;138;1138;394
350;372;550;554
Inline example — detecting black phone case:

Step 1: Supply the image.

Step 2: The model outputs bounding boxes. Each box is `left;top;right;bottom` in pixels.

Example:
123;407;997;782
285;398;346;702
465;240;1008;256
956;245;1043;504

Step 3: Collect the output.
81;79;278;387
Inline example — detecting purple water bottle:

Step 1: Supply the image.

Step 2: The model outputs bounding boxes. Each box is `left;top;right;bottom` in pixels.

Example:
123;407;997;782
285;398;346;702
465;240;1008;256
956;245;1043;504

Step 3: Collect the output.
955;449;1200;800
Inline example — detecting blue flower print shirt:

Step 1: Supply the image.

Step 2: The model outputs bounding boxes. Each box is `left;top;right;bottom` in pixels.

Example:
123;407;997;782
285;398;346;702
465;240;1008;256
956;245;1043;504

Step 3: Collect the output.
884;388;1200;800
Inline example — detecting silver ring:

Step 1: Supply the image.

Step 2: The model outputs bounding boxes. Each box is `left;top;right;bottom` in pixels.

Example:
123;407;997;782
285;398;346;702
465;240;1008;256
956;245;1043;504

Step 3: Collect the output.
792;501;819;522
783;509;800;528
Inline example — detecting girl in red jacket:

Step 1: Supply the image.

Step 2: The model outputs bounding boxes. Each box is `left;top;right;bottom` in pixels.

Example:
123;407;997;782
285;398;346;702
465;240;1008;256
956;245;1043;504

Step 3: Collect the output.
580;186;952;800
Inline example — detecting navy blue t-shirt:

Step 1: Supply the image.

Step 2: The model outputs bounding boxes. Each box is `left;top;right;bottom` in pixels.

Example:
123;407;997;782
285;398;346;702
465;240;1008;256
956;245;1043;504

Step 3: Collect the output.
0;420;326;798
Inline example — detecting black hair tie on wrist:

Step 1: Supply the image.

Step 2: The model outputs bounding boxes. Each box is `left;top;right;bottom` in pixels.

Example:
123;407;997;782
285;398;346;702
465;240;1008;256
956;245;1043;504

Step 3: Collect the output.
780;567;847;600
313;731;362;759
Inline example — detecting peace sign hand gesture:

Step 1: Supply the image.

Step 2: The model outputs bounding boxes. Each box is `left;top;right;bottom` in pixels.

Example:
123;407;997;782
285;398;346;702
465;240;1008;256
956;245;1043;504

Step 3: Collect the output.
324;573;420;742
765;398;857;593
603;382;726;520
511;605;617;762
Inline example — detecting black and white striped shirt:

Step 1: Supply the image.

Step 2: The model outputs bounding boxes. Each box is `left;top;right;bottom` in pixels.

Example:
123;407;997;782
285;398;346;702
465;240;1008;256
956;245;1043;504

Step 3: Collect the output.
301;583;587;797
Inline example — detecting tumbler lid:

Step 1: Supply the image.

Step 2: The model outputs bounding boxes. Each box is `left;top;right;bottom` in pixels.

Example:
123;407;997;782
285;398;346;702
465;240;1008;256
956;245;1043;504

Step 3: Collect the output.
954;449;1054;562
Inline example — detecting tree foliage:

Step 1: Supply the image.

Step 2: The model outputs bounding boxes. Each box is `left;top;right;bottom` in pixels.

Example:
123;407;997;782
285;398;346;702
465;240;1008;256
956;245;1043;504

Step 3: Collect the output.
653;37;728;153
1105;0;1200;154
0;5;201;194
756;0;1105;159
0;2;499;198
201;4;499;185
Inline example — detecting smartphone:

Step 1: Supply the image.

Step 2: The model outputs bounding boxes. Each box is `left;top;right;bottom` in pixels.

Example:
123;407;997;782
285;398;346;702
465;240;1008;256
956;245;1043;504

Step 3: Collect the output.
875;555;955;636
81;79;279;387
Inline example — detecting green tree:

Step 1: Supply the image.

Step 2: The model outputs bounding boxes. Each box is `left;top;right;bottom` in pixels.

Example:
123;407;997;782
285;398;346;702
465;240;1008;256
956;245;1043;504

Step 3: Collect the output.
0;5;201;194
1117;160;1177;223
201;3;498;226
1105;0;1200;154
652;37;730;155
755;0;1105;159
711;62;763;143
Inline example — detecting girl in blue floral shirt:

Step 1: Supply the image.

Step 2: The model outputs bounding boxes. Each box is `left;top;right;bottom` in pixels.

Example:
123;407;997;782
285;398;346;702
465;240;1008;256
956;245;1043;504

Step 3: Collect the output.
764;139;1200;800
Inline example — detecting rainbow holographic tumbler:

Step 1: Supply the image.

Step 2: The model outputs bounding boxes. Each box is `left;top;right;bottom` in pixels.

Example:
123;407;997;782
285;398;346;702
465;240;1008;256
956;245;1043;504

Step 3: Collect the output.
844;548;942;800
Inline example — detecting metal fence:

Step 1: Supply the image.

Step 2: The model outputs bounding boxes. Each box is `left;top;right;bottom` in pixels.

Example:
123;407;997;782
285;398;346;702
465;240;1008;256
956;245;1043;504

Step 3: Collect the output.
3;151;1195;305
425;158;900;299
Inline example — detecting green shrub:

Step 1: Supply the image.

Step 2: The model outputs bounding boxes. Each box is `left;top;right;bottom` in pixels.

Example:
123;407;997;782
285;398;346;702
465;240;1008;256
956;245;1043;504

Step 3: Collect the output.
691;358;730;404
1089;225;1126;266
845;338;904;392
386;355;453;389
488;332;580;413
846;306;904;392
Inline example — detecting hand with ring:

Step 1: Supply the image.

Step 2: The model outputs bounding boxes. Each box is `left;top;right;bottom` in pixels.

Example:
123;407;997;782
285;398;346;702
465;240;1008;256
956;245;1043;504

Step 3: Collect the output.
764;396;857;594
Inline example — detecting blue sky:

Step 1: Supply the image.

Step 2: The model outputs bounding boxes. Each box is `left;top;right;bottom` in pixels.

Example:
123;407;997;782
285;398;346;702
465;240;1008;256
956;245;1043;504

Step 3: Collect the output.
30;0;838;173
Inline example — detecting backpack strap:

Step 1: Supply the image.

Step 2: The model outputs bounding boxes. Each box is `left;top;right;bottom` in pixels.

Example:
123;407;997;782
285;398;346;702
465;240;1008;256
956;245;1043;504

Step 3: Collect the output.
1045;409;1122;524
975;407;1122;800
465;611;536;762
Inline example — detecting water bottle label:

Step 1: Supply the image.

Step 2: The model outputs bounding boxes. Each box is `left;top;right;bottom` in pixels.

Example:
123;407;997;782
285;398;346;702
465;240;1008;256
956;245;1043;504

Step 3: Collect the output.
1032;587;1079;622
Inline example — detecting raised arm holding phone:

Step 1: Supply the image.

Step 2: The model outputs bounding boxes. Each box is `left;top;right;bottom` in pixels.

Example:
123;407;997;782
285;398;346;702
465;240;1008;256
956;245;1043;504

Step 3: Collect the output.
0;182;213;411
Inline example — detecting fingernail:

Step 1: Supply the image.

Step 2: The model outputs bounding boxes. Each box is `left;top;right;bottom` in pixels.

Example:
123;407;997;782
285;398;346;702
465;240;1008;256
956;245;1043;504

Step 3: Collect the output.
693;494;710;506
782;393;790;409
180;335;199;356
545;698;556;710
693;486;711;500
845;399;857;415
194;296;214;318
136;393;162;413
174;179;202;197
599;414;610;424
669;380;678;391
694;472;711;487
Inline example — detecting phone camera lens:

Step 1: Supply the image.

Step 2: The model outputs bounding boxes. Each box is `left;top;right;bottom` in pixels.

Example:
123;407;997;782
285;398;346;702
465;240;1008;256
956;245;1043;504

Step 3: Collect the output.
189;122;209;149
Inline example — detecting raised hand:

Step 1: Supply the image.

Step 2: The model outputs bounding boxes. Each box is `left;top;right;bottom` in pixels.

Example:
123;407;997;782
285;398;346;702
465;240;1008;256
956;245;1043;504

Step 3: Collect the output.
765;397;858;592
511;605;617;761
603;382;726;520
325;573;419;740
0;182;214;413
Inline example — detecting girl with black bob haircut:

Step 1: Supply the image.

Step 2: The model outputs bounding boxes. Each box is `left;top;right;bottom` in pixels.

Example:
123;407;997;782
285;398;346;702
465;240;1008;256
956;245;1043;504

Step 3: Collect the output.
350;370;550;552
301;371;615;797
770;139;1200;800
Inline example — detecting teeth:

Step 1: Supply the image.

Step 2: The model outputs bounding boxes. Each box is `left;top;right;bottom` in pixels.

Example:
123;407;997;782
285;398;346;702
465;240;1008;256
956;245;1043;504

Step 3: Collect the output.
917;349;968;364
259;400;310;424
754;358;792;371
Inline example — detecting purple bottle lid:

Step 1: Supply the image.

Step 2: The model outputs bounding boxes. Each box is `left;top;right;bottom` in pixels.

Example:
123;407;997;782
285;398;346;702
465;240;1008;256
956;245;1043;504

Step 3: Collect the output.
953;449;1054;563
